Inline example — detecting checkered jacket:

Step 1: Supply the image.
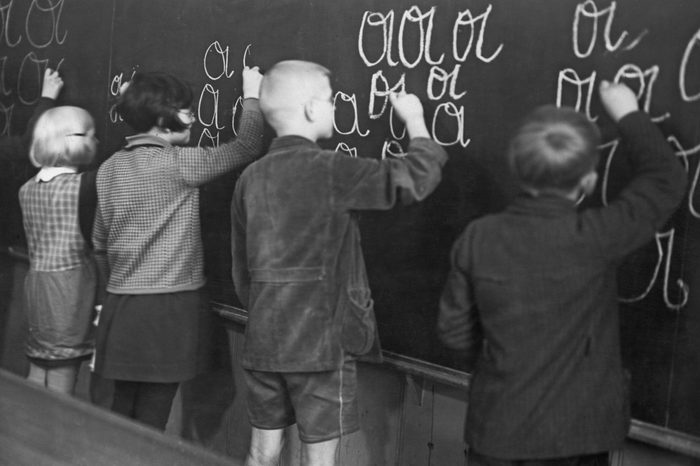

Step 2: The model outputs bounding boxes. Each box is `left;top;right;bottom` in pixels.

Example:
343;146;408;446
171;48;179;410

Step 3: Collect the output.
93;98;263;294
20;172;90;271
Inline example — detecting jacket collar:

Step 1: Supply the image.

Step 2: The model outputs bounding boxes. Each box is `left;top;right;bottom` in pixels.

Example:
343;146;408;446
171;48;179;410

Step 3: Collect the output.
35;166;78;182
268;135;320;153
124;134;171;150
507;192;578;217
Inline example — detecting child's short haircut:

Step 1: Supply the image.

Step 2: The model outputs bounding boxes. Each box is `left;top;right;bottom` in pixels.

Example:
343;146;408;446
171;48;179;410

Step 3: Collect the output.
116;72;193;133
29;106;96;168
508;105;601;192
259;60;332;130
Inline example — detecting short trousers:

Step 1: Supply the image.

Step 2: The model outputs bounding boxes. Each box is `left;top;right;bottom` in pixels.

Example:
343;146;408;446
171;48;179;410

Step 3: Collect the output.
28;354;90;369
243;358;359;443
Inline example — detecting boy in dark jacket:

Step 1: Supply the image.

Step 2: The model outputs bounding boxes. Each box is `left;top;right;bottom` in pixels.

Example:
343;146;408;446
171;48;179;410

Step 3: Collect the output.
437;81;687;466
231;60;447;466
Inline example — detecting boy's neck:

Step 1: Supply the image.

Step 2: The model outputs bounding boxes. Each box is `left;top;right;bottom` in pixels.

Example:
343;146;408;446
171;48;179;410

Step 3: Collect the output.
275;127;321;142
525;186;582;202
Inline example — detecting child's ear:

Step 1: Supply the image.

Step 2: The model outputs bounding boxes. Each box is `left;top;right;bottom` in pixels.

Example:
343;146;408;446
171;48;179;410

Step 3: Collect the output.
580;170;598;196
303;100;316;123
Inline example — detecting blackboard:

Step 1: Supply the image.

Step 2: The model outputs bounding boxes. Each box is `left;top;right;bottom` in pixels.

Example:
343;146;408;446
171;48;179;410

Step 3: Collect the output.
0;0;112;245
2;0;700;447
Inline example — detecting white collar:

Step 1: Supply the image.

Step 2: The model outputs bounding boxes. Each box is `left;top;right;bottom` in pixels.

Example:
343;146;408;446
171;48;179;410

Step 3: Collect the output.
36;166;78;182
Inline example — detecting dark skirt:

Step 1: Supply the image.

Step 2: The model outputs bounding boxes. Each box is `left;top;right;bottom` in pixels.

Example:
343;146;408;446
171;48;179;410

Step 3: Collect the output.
93;290;213;383
24;260;96;362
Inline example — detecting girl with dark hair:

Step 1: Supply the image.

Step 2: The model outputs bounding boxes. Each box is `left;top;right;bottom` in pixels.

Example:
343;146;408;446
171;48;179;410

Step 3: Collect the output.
92;67;264;429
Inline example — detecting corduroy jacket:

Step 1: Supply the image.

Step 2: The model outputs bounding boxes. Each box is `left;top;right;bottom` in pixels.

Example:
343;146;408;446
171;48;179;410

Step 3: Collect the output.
232;135;447;372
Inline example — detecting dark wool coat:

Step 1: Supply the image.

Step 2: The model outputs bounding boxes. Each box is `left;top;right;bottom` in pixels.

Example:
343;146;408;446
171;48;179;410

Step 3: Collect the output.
437;111;687;459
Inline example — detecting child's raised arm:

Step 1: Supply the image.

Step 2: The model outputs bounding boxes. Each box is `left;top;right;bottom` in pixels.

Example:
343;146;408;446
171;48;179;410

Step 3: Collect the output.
586;79;687;258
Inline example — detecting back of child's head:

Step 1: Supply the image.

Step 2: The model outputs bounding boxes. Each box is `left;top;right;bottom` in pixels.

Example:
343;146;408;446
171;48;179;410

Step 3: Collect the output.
116;72;193;133
508;105;601;193
259;60;331;131
30;106;97;168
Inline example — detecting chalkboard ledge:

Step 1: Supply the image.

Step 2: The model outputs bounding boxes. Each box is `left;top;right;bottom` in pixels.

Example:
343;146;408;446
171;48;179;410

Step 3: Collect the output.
2;248;697;460
211;301;700;460
211;301;471;390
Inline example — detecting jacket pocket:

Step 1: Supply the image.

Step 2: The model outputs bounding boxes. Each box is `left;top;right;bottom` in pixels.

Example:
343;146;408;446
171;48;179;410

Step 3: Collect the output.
341;286;375;355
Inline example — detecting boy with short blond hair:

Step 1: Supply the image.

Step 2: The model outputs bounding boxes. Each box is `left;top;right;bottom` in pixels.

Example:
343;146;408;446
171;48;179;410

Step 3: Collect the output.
232;60;447;466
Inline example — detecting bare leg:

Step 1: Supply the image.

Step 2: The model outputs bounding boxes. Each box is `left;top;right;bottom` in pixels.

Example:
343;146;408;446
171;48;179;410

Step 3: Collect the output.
46;365;79;394
301;437;340;466
27;362;47;387
245;427;285;466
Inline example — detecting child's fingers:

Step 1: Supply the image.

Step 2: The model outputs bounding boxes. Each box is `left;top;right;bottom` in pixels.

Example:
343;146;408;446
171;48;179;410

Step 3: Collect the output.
389;91;405;105
44;68;62;83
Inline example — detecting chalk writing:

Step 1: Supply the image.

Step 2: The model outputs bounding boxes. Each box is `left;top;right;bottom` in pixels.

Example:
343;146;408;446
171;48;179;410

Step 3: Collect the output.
25;0;67;49
197;128;219;147
368;70;405;119
189;41;252;146
614;64;669;122
388;106;406;141
431;102;470;148
572;0;644;59
0;56;10;96
17;51;49;105
619;229;689;311
597;140;618;206
358;10;398;67
397;6;443;68
357;5;500;147
0;0;21;47
452;5;502;63
197;83;223;131
679;27;700;102
230;96;243;136
358;4;503;66
556;68;598;121
334;92;370;137
558;1;692;311
0;101;12;136
0;0;69;135
335;142;358;158
203;41;235;81
108;71;137;123
427;64;466;100
382;139;406;159
242;44;252;67
668;136;700;219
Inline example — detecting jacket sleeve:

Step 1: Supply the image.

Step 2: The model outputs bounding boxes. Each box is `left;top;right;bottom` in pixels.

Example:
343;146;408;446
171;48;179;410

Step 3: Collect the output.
231;175;250;307
584;111;688;259
176;98;264;186
331;137;448;210
436;229;482;368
